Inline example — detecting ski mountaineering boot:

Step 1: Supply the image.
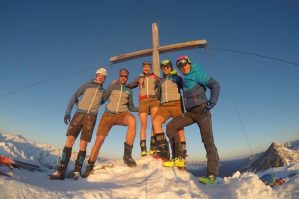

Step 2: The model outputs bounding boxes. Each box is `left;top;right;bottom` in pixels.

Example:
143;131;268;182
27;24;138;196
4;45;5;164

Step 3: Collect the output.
72;150;86;179
81;160;95;178
48;164;66;180
198;175;216;184
48;146;72;180
161;140;175;167
153;133;170;161
162;142;185;168
149;136;156;155
181;141;187;159
123;142;137;167
140;140;147;157
162;142;176;167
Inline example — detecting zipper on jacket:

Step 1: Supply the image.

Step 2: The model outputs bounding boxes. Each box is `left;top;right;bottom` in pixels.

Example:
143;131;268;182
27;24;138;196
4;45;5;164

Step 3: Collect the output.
87;85;100;114
165;77;169;102
146;77;149;98
116;85;123;113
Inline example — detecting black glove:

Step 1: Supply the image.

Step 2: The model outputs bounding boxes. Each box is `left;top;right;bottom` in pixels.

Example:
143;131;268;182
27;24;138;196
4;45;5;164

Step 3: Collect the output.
64;114;71;125
201;104;213;115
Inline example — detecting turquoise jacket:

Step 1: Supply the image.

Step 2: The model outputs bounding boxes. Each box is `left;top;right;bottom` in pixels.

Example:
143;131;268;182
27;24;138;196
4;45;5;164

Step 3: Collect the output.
182;64;220;111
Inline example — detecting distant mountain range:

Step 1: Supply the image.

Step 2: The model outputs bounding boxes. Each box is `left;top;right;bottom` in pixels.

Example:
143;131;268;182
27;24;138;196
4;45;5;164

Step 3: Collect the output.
1;132;299;177
243;140;299;173
187;139;299;177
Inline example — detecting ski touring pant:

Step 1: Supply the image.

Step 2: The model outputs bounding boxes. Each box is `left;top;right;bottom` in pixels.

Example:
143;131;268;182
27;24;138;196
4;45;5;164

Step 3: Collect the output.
166;104;219;176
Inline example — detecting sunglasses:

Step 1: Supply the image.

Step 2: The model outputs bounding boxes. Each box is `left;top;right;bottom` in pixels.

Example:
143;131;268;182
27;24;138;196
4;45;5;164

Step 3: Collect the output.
177;59;190;68
120;75;128;78
162;65;171;69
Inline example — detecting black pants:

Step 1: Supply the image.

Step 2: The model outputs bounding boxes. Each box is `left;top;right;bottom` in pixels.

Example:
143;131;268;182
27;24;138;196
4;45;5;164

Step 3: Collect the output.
166;105;219;176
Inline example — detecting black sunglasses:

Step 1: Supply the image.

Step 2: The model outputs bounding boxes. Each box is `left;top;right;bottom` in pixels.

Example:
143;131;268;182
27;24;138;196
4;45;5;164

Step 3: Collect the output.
177;59;189;68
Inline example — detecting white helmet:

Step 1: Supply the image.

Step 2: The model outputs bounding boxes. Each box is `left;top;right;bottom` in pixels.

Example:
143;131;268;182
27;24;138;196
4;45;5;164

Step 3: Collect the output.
96;67;107;76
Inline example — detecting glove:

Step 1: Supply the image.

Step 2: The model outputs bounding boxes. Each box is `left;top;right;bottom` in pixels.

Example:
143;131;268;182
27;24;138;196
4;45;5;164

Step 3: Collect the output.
201;104;213;115
64;114;71;125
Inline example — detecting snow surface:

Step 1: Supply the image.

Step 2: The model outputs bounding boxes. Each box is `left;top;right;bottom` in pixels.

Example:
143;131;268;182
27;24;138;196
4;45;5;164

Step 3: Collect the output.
1;133;299;199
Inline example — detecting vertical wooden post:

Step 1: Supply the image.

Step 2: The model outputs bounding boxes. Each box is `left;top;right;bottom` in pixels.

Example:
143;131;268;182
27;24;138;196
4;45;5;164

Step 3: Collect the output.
152;23;160;76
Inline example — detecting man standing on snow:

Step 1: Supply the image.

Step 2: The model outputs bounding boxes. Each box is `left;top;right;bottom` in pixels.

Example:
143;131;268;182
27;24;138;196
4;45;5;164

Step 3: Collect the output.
157;55;220;184
82;68;138;177
48;67;107;180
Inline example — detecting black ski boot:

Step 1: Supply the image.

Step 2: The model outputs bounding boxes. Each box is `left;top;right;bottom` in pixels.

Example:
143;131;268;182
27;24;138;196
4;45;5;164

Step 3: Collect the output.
149;136;156;155
154;133;170;161
73;150;86;179
180;142;187;159
48;146;72;180
170;140;176;159
48;163;66;180
140;140;147;157
81;160;95;178
162;142;185;168
123;142;137;167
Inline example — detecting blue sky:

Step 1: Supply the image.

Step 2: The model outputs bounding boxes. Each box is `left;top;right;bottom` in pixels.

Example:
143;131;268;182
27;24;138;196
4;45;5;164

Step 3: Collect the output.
1;0;298;161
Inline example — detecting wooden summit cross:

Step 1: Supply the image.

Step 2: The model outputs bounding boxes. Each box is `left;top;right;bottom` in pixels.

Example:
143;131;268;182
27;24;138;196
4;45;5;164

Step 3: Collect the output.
109;23;207;76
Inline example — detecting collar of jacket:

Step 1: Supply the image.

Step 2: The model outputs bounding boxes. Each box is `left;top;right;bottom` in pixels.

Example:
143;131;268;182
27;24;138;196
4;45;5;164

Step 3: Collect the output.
163;69;178;78
139;72;154;77
91;79;103;86
114;81;129;88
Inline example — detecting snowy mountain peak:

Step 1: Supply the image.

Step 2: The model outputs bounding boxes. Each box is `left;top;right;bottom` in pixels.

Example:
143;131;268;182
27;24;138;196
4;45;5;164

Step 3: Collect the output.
0;133;27;143
244;141;299;172
0;132;60;169
272;142;283;148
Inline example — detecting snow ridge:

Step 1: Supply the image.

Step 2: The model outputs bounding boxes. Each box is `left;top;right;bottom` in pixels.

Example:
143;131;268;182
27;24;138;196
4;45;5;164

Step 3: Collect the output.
1;133;299;199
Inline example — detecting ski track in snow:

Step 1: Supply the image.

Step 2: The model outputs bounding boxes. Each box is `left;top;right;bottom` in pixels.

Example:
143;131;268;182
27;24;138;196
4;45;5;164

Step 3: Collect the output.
1;133;299;199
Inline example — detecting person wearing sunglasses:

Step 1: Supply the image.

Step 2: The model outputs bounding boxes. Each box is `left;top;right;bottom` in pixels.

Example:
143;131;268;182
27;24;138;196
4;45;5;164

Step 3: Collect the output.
160;55;220;184
48;68;107;180
82;69;138;177
127;61;161;157
152;59;186;163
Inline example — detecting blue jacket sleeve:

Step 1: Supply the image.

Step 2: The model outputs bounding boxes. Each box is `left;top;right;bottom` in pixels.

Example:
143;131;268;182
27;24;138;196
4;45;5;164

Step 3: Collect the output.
65;82;89;115
206;77;220;107
155;76;161;90
128;89;139;112
156;81;162;101
100;88;107;105
127;76;140;89
102;84;113;103
177;75;184;90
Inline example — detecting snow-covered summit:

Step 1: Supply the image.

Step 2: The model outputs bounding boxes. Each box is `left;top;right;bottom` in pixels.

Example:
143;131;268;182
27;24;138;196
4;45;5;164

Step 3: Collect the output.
1;132;299;199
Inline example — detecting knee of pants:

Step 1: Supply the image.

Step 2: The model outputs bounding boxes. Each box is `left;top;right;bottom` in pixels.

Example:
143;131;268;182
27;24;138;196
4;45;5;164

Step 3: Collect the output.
166;123;177;138
205;144;218;156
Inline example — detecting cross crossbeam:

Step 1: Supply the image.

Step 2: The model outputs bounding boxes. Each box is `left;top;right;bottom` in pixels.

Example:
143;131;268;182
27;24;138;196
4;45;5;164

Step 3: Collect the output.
109;23;207;76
